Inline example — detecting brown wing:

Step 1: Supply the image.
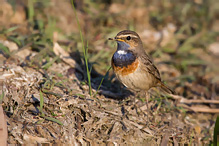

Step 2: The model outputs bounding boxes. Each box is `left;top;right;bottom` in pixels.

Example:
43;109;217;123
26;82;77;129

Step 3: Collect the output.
139;53;175;94
139;53;161;82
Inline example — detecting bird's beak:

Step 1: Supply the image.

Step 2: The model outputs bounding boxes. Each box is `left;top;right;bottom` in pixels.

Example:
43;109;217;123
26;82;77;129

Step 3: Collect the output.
108;37;125;42
108;37;114;40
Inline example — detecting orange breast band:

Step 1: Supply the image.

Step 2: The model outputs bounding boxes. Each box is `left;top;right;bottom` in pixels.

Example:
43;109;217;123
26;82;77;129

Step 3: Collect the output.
112;59;139;76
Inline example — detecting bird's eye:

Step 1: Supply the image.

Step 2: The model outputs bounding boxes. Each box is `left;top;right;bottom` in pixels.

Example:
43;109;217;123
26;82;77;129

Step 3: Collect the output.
126;36;131;40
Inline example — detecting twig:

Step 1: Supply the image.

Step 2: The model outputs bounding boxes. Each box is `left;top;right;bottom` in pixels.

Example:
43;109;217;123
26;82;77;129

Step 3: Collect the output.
178;104;219;113
169;94;219;104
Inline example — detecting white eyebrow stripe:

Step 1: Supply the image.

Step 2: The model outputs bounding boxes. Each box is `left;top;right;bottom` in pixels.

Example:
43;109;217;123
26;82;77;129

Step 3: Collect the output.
117;34;139;38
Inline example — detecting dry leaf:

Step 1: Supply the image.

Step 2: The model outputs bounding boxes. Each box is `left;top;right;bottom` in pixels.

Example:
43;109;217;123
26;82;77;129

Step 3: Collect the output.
23;134;48;144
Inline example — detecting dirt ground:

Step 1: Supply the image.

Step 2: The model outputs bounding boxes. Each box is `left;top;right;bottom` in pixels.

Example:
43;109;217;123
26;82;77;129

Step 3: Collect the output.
0;0;219;145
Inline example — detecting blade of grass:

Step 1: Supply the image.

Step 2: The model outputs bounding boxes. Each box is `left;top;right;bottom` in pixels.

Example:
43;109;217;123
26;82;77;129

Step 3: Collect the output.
0;91;4;104
39;91;45;117
86;41;92;95
44;116;63;125
70;0;92;96
44;16;57;40
94;67;111;97
7;36;21;46
189;130;194;146
0;44;10;57
39;90;63;125
36;119;45;124
0;26;18;34
213;116;219;146
28;0;35;22
42;55;59;70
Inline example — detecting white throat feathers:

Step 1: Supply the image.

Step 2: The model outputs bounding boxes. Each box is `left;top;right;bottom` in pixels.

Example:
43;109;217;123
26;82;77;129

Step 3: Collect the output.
117;50;127;55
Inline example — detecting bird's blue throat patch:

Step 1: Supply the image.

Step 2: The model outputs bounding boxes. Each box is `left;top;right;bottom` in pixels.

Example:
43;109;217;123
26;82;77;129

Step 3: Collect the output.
112;50;136;68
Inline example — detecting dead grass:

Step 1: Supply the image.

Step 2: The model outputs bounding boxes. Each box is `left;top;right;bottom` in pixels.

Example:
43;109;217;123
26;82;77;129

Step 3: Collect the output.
0;0;218;145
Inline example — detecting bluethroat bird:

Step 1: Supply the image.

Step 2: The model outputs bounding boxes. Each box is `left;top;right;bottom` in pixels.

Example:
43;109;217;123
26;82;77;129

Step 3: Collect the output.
109;30;174;98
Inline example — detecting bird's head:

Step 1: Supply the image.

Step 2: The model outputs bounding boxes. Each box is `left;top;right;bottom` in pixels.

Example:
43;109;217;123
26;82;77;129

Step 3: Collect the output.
109;30;144;54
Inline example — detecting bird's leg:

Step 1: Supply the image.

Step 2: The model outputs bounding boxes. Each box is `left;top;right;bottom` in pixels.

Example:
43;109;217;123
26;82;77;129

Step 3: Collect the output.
145;91;150;121
127;92;140;116
133;96;137;111
129;95;138;115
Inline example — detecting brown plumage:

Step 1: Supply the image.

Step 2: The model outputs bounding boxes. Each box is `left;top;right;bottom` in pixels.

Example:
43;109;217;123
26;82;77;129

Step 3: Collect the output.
110;30;174;94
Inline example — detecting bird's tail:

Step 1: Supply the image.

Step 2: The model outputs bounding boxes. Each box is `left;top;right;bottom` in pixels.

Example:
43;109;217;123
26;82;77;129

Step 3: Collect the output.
158;81;175;94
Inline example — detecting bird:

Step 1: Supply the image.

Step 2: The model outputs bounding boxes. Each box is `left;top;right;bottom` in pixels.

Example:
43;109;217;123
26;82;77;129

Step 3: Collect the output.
109;30;174;98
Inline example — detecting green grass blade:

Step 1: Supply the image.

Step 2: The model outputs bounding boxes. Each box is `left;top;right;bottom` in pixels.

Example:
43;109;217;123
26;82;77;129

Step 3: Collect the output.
42;55;59;70
86;41;92;95
44;116;63;125
213;116;219;146
3;26;18;34
0;91;4;104
39;91;44;116
28;0;35;22
94;67;111;96
70;0;92;96
0;44;10;57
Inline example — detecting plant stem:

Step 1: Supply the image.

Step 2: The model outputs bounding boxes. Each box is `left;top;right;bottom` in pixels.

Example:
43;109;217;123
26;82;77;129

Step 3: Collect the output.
70;0;92;96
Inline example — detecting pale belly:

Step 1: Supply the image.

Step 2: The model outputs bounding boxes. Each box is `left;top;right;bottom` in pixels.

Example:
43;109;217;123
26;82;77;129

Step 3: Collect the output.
115;66;157;92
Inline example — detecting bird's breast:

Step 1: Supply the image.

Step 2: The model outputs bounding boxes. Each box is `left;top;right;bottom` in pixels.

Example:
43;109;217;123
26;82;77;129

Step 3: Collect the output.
112;50;139;75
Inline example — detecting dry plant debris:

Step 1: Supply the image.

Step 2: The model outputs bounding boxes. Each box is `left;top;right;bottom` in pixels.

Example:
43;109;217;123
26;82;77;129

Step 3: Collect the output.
0;0;218;145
